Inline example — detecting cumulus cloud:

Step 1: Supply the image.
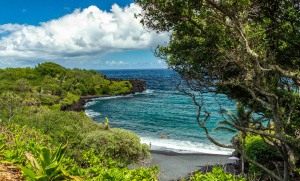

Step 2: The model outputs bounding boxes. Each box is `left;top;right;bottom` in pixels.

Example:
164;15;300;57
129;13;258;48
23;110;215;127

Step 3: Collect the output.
105;60;131;66
0;3;169;68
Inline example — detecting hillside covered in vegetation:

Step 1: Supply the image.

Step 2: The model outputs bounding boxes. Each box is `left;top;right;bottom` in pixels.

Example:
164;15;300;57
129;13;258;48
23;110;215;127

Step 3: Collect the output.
0;62;247;180
0;62;158;180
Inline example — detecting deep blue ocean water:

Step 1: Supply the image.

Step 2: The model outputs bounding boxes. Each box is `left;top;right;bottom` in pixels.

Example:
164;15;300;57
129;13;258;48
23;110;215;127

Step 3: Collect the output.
85;69;236;155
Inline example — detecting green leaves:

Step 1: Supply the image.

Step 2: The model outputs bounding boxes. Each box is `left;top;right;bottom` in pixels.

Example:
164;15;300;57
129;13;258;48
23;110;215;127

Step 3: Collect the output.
183;167;245;181
263;18;271;24
19;141;83;181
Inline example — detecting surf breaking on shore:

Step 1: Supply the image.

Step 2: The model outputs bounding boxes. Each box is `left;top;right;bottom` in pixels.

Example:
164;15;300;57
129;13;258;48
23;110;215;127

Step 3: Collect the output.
84;90;233;156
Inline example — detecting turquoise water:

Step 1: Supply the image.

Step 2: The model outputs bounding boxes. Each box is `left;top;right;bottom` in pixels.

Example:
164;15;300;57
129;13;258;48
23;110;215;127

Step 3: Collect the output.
85;69;235;155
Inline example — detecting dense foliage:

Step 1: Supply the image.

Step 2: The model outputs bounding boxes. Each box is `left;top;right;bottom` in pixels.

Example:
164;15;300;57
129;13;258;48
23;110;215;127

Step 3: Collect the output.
0;124;159;180
244;134;281;176
135;0;300;180
0;62;160;180
0;62;132;112
183;167;245;181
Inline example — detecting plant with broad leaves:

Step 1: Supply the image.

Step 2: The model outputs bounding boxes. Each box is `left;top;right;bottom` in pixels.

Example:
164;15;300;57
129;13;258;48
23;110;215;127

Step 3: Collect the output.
19;141;82;181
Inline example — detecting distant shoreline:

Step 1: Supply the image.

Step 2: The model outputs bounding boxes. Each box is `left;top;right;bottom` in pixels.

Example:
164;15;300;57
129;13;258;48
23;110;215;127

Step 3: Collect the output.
150;150;230;156
129;150;231;181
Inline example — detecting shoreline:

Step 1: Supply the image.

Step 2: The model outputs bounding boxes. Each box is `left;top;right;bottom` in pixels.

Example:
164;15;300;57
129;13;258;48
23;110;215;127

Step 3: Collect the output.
129;150;232;181
82;92;238;180
149;150;230;156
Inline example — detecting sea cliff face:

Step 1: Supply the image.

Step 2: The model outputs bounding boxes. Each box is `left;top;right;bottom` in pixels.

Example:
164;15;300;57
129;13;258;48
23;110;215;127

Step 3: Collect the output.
64;78;146;112
128;79;147;93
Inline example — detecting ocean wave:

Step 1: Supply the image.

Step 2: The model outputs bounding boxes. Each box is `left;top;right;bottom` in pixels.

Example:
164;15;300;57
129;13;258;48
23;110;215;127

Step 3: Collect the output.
84;100;98;107
140;136;233;155
134;89;155;94
85;109;102;118
96;95;133;100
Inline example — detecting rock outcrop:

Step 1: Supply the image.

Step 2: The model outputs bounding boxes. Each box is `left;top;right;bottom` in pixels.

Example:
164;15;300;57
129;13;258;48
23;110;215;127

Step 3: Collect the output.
107;78;147;93
61;99;86;112
128;79;146;93
230;134;242;158
66;78;147;112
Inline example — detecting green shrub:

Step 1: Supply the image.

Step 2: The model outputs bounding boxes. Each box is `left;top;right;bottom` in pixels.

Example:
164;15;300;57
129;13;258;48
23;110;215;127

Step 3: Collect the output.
108;81;132;94
49;104;61;111
98;86;111;95
0;124;51;165
10;109;150;167
184;167;245;181
82;128;150;167
244;134;279;175
35;62;65;77
81;150;159;180
40;97;55;106
77;83;88;96
72;88;82;96
88;86;97;95
40;95;60;106
19;142;82;181
59;93;79;107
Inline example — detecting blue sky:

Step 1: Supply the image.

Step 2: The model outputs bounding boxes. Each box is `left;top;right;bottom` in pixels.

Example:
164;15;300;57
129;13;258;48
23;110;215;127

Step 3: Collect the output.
0;0;169;69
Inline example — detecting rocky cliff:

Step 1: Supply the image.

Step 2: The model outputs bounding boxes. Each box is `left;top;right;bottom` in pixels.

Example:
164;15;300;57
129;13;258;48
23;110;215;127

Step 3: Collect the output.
128;79;146;93
106;78;146;93
64;78;147;112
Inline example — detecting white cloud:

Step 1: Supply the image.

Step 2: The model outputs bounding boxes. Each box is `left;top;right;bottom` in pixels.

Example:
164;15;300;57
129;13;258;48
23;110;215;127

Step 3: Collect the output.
0;3;169;68
22;9;27;12
158;60;162;64
105;60;131;66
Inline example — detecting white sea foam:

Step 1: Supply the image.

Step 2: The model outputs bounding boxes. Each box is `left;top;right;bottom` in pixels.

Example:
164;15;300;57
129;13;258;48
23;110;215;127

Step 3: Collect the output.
135;89;155;94
144;89;155;94
140;136;233;155
85;109;102;118
84;100;98;107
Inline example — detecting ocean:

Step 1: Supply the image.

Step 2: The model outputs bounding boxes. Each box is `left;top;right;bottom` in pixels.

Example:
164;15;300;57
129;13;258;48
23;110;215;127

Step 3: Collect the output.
85;69;236;155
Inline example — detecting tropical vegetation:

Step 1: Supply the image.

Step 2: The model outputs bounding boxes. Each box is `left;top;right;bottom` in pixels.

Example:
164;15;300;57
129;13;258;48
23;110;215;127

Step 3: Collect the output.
0;62;243;180
135;0;300;180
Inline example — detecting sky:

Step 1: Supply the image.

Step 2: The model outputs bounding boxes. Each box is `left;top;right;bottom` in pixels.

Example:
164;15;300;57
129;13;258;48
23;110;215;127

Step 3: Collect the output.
0;0;170;69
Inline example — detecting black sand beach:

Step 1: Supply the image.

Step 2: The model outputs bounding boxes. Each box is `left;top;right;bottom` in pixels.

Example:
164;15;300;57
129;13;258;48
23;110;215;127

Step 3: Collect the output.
128;150;231;181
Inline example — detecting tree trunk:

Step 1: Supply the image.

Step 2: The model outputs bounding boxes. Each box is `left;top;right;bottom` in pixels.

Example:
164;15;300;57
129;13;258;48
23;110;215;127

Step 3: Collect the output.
242;135;245;176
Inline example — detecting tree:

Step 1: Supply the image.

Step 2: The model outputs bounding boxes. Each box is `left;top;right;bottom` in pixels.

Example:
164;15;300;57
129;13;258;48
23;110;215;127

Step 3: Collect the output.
0;92;23;121
213;104;253;176
135;0;300;180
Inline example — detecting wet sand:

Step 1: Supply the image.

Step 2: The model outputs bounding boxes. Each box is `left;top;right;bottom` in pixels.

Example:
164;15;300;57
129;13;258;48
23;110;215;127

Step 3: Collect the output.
128;150;231;181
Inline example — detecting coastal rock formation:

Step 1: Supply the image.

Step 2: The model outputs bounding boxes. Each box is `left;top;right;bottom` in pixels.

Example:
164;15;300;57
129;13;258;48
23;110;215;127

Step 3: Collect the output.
66;78;146;112
61;99;86;112
107;78;147;93
230;134;241;158
129;79;146;93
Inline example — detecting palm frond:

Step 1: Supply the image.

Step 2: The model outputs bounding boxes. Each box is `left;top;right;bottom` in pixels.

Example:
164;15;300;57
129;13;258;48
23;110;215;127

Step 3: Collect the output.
213;127;237;133
216;120;232;126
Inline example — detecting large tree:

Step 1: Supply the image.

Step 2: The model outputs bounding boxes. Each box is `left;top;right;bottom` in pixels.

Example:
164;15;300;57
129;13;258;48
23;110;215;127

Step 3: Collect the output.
135;0;300;180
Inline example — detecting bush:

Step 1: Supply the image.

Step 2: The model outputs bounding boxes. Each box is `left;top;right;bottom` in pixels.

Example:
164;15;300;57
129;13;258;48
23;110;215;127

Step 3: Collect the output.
72;88;82;96
59;93;79;107
82;128;150;167
109;81;132;94
184;167;245;181
98;86;111;95
40;96;55;106
77;83;88;96
10;108;150;167
0;126;158;181
0;124;51;165
49;104;61;111
88;86;97;95
244;134;280;175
